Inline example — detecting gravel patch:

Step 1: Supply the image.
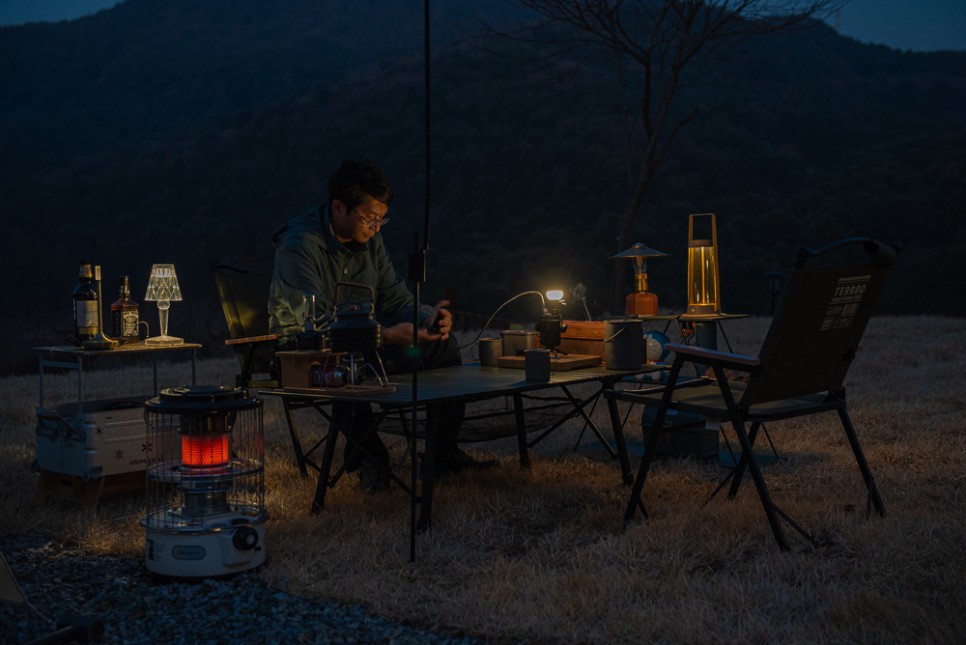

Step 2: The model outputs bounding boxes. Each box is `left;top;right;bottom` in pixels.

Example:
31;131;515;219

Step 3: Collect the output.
1;536;483;644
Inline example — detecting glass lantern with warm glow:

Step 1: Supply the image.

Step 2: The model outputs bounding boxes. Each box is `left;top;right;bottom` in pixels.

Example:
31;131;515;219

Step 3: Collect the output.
144;263;184;345
686;213;721;315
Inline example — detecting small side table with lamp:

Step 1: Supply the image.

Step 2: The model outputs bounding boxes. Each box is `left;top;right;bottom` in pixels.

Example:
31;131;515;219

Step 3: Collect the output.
34;262;199;506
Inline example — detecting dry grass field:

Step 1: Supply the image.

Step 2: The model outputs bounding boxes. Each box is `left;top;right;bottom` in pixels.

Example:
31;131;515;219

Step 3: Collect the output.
1;316;964;643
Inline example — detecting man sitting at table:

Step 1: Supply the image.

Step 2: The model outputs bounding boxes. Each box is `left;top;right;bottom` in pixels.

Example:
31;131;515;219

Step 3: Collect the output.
268;158;497;492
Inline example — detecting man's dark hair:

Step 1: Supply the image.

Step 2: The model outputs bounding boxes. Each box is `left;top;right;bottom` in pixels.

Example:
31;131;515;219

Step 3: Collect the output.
327;159;393;211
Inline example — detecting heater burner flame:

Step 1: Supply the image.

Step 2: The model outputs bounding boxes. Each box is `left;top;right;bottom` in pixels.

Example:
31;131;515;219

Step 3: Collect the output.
181;434;229;467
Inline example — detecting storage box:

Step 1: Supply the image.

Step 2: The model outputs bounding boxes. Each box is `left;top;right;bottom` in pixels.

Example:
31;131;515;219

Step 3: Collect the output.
35;397;149;480
275;350;333;388
556;320;605;357
642;407;720;459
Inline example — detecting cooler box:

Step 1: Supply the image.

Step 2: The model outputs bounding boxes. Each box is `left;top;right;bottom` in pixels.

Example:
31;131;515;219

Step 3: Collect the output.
642;406;719;459
35;397;149;480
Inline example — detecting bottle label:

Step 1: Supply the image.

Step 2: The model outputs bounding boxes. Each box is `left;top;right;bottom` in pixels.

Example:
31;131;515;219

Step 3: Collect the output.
112;306;139;339
76;301;99;333
121;310;138;336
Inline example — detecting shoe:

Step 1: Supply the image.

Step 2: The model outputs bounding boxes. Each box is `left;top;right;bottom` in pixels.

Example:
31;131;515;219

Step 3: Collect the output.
358;460;390;493
435;448;500;475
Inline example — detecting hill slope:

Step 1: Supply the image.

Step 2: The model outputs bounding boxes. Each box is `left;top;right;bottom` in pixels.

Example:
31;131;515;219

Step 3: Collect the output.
1;0;964;373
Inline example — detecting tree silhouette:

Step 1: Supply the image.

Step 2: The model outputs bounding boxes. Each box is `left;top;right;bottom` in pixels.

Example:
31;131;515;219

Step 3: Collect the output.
501;0;842;308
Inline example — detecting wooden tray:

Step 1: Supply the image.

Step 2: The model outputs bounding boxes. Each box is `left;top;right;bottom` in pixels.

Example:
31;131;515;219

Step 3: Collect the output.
497;353;602;371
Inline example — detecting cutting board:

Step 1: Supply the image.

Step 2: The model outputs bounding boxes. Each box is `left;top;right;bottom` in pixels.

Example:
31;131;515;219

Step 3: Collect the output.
497;353;602;371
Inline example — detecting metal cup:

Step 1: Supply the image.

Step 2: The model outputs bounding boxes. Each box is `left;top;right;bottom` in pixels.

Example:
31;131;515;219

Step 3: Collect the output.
524;348;551;381
478;337;502;366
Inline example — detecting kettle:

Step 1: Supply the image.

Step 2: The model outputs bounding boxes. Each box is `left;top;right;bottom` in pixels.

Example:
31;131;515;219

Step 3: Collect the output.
328;282;382;354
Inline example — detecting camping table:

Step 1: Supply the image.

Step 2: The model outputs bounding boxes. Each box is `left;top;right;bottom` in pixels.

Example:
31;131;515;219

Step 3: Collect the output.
34;342;201;411
262;363;659;531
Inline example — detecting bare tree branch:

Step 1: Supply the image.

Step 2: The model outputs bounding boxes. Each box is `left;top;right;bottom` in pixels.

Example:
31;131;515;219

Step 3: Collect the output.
494;0;842;310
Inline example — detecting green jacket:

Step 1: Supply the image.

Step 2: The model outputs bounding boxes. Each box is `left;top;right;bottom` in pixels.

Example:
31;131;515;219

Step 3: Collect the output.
268;205;431;346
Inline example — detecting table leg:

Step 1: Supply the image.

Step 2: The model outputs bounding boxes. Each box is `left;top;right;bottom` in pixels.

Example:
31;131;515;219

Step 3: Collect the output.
558;385;618;458
512;392;530;469
282;397;309;478
417;403;441;531
312;412;343;514
606;393;633;485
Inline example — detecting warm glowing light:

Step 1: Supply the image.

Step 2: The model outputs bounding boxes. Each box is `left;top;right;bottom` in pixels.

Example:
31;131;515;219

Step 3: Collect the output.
144;263;184;345
686;213;721;315
181;434;229;467
545;290;564;302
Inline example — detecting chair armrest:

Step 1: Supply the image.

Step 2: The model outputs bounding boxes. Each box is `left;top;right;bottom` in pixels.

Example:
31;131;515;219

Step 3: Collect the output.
667;343;760;370
225;333;280;347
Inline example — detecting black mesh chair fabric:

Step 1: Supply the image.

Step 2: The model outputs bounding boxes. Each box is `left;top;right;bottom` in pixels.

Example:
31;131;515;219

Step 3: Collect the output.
211;265;277;388
619;237;897;549
212;265;328;477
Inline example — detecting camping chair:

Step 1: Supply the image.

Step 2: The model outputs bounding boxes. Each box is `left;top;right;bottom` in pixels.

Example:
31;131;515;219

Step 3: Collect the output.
211;265;280;388
620;237;896;550
212;265;325;477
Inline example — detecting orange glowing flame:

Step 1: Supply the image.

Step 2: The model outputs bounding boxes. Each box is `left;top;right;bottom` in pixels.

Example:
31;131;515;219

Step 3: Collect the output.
181;434;229;466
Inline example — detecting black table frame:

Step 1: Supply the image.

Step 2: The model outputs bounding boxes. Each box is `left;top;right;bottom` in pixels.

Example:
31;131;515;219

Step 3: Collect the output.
35;343;201;412
262;363;656;556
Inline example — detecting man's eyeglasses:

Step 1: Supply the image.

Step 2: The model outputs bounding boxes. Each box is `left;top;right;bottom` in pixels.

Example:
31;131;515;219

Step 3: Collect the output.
352;209;389;231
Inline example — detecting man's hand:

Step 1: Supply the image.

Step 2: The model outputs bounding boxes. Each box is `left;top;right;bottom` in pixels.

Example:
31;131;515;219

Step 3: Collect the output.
430;306;453;339
382;305;453;346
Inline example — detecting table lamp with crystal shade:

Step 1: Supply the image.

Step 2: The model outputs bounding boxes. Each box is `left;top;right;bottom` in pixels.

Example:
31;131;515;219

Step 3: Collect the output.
144;263;183;345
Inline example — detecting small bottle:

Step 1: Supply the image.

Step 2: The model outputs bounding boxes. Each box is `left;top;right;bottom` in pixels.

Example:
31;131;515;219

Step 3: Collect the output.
110;275;140;344
72;260;99;345
296;294;320;351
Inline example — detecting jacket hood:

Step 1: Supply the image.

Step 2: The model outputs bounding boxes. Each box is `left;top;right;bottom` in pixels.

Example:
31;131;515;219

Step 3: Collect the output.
271;205;329;249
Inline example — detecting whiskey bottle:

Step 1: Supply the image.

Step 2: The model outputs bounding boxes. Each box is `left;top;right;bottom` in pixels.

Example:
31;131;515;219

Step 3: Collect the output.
110;275;140;344
72;260;99;345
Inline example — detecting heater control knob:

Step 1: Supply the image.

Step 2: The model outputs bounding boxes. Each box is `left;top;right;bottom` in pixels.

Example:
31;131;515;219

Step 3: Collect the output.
232;526;259;551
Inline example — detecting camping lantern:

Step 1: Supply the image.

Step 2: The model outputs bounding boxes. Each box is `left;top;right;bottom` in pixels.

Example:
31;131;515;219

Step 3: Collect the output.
610;243;668;316
686;213;721;315
141;386;267;578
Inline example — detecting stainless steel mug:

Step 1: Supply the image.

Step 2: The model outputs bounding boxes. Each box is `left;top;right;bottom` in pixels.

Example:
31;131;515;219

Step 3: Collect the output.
525;348;551;381
478;337;502;366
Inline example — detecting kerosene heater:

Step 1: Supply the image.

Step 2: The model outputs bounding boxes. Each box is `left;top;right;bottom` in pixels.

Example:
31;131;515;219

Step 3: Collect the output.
142;386;267;578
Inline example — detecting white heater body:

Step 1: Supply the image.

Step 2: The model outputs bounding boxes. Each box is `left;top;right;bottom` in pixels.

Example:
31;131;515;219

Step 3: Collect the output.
142;386;267;578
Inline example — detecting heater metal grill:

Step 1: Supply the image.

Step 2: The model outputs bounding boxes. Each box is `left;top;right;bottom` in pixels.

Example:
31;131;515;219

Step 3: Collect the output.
141;386;267;578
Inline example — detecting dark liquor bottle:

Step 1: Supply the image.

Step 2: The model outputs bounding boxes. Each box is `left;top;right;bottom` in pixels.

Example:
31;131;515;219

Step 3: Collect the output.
110;275;140;344
72;260;98;345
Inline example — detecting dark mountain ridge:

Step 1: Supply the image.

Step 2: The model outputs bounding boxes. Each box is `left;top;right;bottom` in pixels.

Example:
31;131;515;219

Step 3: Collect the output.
1;0;964;374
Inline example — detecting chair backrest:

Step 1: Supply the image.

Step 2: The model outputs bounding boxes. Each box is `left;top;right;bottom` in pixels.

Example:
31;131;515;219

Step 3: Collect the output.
211;265;275;378
742;238;898;405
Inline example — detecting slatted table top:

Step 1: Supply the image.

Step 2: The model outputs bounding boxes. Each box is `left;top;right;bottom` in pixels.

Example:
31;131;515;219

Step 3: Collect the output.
263;363;662;405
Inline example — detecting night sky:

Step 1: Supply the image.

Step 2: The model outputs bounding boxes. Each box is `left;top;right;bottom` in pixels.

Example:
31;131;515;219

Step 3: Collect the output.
0;0;964;52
